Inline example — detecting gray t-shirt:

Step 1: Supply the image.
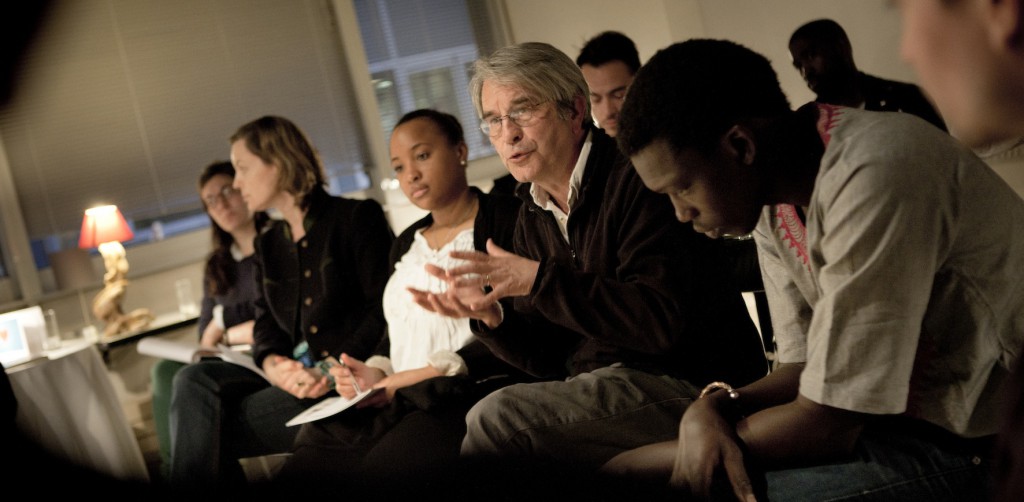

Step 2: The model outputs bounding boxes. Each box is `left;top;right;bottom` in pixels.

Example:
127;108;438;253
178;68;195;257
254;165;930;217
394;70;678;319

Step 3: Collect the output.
754;104;1024;437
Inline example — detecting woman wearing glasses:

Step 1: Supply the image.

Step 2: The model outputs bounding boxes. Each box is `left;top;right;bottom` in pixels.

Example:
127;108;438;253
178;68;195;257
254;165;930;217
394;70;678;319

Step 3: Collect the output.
150;160;261;482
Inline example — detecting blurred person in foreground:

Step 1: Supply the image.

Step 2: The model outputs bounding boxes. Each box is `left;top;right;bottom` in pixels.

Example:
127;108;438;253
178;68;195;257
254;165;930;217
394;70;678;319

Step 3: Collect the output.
895;0;1024;147
897;2;1024;501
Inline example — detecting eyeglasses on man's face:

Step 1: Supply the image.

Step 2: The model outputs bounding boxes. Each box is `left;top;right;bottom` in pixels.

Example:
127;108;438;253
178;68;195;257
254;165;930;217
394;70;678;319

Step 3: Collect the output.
479;101;549;137
202;184;241;208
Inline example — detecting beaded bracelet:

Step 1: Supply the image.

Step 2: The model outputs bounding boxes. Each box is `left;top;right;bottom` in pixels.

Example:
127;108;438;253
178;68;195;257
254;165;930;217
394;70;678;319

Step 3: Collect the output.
699;381;740;400
699;381;744;422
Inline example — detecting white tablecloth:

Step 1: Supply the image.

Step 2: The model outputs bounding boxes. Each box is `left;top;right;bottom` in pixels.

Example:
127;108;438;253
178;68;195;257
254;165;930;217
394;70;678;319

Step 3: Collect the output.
7;340;149;481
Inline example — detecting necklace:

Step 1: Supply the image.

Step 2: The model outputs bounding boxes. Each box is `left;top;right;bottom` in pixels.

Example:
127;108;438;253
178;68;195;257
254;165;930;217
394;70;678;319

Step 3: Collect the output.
428;196;476;251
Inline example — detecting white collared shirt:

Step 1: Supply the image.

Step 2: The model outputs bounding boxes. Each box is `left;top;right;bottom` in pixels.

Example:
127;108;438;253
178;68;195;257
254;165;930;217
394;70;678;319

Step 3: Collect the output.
528;130;593;243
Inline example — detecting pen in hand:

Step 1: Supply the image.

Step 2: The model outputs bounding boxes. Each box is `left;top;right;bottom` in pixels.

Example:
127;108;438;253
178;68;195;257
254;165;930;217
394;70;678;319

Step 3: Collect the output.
339;358;363;394
326;355;362;394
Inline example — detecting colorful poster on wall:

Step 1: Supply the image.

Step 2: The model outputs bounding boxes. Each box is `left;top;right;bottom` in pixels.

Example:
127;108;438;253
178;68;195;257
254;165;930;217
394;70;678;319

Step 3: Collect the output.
0;313;31;367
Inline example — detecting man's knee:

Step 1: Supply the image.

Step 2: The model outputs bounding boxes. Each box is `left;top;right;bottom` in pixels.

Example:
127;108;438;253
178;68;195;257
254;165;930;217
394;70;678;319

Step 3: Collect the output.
462;386;525;455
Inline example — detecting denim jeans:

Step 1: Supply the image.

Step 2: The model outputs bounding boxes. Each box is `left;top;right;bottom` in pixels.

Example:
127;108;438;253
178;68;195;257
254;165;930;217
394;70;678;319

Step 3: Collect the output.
167;359;320;490
150;358;186;482
762;422;992;501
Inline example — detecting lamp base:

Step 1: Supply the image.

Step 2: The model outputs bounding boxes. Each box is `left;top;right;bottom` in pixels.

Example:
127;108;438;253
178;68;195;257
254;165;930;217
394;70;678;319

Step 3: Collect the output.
92;280;154;337
100;308;155;338
91;241;154;337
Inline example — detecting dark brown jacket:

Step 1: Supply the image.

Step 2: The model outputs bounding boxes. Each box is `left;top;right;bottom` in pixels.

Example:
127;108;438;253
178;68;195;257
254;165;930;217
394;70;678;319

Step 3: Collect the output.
473;128;768;387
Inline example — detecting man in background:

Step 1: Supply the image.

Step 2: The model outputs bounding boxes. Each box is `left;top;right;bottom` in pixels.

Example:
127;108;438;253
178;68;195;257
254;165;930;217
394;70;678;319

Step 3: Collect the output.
789;18;947;131
576;31;640;137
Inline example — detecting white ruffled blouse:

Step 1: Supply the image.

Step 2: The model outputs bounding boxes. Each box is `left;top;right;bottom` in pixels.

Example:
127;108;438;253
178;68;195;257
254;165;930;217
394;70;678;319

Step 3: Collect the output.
381;227;476;374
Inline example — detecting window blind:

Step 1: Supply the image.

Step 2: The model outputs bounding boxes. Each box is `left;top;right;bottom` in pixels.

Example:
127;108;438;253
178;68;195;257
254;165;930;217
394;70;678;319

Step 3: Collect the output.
0;0;369;249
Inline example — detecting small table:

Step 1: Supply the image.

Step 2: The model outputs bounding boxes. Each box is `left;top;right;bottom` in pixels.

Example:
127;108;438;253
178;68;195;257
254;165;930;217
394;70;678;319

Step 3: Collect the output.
96;312;199;362
6;340;150;481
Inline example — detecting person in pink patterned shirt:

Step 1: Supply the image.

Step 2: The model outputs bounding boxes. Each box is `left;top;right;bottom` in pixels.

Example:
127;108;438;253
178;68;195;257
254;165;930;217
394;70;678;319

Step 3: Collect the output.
602;38;1024;502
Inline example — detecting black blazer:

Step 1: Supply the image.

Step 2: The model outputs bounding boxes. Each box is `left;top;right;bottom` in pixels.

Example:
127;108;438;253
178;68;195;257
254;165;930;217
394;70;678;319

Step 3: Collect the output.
251;187;394;369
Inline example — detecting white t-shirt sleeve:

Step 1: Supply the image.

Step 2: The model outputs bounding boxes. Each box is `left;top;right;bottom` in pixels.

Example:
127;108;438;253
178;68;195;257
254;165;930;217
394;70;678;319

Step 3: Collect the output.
427;350;468;377
800;154;941;414
212;304;225;330
754;216;810;365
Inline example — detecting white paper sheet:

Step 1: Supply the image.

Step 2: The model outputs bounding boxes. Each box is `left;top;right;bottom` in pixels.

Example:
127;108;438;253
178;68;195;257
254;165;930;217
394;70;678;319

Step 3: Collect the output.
285;387;383;426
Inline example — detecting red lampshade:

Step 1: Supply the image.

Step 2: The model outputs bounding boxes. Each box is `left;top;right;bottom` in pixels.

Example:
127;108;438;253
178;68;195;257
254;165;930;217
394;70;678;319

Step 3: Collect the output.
78;205;134;249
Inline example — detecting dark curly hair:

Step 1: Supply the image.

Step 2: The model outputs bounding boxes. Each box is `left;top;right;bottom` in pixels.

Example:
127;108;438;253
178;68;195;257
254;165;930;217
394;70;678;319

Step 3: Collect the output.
617;39;791;158
575;31;640;74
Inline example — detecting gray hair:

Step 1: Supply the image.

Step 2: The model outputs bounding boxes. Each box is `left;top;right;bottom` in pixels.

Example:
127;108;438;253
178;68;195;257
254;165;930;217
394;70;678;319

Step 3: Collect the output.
469;42;592;123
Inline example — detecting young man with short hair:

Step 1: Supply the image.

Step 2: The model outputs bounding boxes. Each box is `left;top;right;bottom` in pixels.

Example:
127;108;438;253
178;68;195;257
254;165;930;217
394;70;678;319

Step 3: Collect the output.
605;38;1024;501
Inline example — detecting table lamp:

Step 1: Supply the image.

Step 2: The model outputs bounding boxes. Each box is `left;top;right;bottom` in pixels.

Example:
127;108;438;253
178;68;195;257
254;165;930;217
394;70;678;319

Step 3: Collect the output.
78;204;153;337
